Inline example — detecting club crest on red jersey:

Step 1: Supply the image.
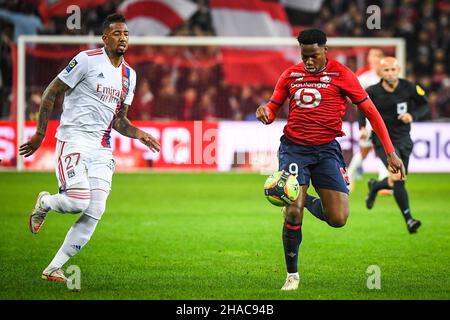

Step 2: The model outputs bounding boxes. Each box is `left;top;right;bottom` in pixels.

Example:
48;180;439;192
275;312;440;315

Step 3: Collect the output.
320;75;332;83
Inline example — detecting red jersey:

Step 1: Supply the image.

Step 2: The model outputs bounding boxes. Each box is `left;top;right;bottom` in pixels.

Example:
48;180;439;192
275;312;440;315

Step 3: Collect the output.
269;59;368;146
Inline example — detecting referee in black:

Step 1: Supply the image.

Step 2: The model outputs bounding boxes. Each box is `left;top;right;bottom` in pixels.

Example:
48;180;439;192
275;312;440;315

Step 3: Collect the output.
360;57;430;234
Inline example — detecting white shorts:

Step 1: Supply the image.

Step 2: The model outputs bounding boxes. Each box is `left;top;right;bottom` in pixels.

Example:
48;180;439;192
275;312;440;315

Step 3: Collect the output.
55;140;115;191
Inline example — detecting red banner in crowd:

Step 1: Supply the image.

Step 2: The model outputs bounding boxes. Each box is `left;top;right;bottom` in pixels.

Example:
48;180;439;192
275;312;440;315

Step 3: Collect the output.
221;49;293;86
0;121;218;171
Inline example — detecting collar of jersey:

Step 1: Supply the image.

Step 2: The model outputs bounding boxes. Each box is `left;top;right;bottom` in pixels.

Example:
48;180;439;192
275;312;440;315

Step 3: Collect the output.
102;47;124;69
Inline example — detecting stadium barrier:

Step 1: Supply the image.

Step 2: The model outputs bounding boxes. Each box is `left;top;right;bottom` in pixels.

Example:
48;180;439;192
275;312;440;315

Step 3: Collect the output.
1;120;449;172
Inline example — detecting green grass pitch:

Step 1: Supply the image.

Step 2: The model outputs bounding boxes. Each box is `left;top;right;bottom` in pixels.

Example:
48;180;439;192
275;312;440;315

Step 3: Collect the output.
0;172;449;300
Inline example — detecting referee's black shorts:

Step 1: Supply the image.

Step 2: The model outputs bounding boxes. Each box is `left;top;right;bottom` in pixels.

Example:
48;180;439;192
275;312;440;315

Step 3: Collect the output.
374;139;413;174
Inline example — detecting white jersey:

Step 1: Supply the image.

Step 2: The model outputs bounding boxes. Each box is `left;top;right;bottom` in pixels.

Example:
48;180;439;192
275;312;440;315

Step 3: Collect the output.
56;47;136;149
357;68;380;90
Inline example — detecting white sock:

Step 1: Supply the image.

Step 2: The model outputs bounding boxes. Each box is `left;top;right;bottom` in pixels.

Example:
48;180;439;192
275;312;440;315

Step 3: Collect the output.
41;192;90;214
45;214;98;270
288;272;299;278
348;152;363;181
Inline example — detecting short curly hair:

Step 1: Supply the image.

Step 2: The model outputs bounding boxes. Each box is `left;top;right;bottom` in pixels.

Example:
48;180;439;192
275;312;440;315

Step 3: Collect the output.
297;29;327;46
102;14;126;33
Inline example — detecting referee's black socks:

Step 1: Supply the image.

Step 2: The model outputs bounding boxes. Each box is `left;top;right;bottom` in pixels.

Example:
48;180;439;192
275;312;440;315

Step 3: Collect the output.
372;177;391;192
393;180;413;222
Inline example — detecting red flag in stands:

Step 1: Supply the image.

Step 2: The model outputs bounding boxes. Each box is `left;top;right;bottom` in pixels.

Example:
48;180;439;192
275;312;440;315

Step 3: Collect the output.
210;0;296;86
118;0;198;36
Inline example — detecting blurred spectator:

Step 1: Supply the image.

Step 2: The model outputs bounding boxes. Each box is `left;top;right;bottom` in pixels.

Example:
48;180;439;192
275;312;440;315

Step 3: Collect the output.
0;6;42;41
198;91;216;121
240;86;258;121
127;79;154;121
182;87;197;120
26;89;41;121
431;63;448;90
154;80;180;120
436;78;450;118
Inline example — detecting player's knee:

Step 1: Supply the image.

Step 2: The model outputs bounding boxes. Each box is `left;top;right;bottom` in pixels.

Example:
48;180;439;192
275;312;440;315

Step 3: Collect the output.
285;204;303;223
328;216;347;228
68;198;90;213
84;200;106;220
64;184;91;213
83;178;110;220
327;210;349;228
64;192;90;213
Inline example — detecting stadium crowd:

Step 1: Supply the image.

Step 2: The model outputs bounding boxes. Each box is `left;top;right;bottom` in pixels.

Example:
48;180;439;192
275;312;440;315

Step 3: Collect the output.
0;0;449;121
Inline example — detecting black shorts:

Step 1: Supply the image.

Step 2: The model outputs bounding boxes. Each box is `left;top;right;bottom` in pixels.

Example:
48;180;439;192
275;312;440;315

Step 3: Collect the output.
374;140;413;174
278;135;349;194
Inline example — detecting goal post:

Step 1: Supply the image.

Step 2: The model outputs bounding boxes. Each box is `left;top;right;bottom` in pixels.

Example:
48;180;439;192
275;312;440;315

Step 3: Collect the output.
15;35;406;171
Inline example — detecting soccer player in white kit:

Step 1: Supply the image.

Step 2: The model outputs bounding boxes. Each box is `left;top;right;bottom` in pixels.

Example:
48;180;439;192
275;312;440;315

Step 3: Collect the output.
19;14;160;282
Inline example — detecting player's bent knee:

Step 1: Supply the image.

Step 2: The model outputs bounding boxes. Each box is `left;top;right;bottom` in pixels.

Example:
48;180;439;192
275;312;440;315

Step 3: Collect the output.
326;209;349;228
328;215;347;228
63;182;91;213
83;178;111;220
84;199;106;220
73;199;90;213
64;193;90;213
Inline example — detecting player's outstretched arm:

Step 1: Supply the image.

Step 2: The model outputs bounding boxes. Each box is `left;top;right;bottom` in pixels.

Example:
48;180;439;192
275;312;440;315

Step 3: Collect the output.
19;77;69;157
113;104;160;152
358;98;405;179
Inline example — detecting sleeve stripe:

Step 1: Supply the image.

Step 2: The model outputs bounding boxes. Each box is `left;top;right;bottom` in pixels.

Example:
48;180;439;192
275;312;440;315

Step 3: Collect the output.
269;99;283;106
354;96;369;105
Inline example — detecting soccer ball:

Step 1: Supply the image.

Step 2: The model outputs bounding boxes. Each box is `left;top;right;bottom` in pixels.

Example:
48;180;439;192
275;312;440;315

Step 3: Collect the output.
264;170;300;206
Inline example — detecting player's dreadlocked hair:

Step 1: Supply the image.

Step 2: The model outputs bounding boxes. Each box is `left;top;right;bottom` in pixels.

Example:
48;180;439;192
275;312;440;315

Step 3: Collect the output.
102;14;127;33
297;29;327;46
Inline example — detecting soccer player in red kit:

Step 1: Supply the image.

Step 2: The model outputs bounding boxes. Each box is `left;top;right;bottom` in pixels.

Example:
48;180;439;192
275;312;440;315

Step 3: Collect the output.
256;29;405;290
